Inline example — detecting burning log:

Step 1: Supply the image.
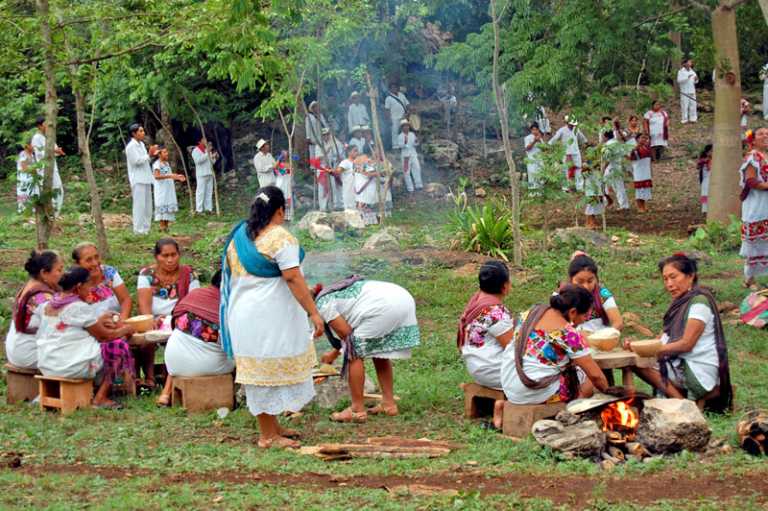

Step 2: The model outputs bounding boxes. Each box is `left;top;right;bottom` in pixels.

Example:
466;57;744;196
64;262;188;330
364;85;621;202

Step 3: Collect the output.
606;431;627;446
626;442;650;459
607;446;626;461
737;410;768;456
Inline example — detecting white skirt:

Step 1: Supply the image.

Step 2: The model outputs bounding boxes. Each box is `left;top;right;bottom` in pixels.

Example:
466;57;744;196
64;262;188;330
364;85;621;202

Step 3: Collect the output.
165;329;235;377
244;380;315;416
4;323;38;369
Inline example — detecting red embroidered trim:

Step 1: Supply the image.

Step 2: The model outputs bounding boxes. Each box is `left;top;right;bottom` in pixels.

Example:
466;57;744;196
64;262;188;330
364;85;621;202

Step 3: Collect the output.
633;180;652;189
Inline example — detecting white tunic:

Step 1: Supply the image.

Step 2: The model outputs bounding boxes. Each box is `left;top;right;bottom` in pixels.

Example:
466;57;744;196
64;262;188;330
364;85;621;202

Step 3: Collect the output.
225;227;315;415
644;111;668;147
347;103;370;132
125;138;154;186
524;134;543;173
37;301;103;379
349;136;365;153
661;300;719;393
396;132;418;157
30;132;62;189
384;92;409;123
676;68;698;95
16;150;37;199
152;160;178;219
5;290;51;369
252;151;277;188
192;146;214;178
338;159;356;209
549;126;586;162
305;113;327;148
354;164;379;206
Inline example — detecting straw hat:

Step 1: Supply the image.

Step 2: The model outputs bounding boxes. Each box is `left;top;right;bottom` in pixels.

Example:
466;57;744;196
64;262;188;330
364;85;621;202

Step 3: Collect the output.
361;125;371;131
308;100;319;111
400;118;411;129
565;115;578;126
351;124;363;133
349;91;360;99
321;127;330;135
256;139;268;150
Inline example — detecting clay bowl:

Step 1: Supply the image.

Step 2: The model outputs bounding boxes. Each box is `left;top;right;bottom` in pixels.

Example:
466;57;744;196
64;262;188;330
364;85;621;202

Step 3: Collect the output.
630;339;662;358
124;314;154;333
586;328;621;352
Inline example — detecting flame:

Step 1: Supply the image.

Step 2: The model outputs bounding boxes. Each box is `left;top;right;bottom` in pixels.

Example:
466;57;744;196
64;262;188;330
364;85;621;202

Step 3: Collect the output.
601;400;639;432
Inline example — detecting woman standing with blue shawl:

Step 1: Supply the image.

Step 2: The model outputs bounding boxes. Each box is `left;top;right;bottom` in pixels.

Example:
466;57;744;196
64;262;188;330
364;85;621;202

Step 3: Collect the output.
220;186;324;448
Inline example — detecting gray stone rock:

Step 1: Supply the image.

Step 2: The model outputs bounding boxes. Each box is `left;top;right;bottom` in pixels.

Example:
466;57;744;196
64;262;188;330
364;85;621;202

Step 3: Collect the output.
309;222;335;242
552;227;610;249
314;375;378;409
424;139;459;167
297;211;329;231
363;228;401;251
474;187;487;198
424;182;447;197
637;398;712;454
329;209;366;230
532;419;606;457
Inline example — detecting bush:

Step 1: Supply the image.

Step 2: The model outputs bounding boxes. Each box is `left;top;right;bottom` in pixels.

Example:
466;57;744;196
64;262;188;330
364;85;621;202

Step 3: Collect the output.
689;215;742;252
450;197;514;260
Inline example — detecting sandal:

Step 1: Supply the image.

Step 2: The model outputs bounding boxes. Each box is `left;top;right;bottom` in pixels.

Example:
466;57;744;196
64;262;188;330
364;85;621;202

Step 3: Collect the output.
257;436;300;449
156;394;171;407
330;407;367;423
367;404;398;416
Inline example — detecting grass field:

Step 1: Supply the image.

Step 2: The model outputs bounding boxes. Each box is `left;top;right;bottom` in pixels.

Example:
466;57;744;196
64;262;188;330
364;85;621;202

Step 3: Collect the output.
0;165;767;510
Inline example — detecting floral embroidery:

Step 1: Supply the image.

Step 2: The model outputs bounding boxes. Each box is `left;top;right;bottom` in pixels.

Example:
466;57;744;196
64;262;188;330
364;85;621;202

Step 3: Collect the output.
255;226;298;259
87;283;115;305
465;304;513;349
176;312;219;343
316;281;366;309
234;348;317;386
352;324;421;357
524;326;587;367
139;267;198;300
742;219;768;242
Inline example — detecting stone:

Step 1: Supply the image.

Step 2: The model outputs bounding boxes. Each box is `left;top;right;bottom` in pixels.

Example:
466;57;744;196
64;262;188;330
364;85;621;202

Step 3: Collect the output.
424;139;459;167
314;374;377;408
363;229;400;251
637;398;711;454
531;419;606;457
424;182;447;197
552;227;611;249
329;209;366;230
309;223;335;242
474;187;487;198
297;211;329;231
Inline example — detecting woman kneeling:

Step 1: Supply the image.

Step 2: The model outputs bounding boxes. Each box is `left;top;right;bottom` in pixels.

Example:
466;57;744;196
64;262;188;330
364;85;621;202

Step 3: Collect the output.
157;271;234;406
501;285;609;405
631;254;732;412
37;267;135;408
317;277;421;422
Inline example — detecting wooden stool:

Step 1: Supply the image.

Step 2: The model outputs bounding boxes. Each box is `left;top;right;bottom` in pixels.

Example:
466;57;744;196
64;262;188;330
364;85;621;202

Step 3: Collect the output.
172;374;234;412
502;401;566;438
35;375;93;415
460;382;505;418
4;363;40;404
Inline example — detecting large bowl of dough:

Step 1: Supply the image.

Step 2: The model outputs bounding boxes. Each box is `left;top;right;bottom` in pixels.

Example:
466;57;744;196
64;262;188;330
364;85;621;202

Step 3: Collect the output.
586;327;621;352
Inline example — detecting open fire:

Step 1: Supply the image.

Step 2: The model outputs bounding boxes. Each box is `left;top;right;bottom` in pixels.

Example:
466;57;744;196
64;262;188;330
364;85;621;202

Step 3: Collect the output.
601;399;640;440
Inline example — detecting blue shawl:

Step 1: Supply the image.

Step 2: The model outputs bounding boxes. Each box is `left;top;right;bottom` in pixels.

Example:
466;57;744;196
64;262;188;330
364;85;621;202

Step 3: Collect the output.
219;221;305;358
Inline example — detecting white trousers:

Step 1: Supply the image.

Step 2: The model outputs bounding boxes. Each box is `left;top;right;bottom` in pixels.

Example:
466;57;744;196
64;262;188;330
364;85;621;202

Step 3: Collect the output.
403;155;423;192
196;175;214;212
131;183;153;234
317;171;331;211
609;179;629;209
331;175;343;209
391;118;401;147
52;186;63;216
681;93;697;123
527;163;542;190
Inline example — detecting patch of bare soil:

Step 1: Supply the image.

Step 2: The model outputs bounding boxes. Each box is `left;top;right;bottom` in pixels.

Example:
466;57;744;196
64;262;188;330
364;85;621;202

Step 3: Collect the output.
12;462;768;508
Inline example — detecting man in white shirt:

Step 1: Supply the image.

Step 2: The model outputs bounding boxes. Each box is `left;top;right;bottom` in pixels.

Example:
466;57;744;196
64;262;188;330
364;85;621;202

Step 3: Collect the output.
305;101;327;159
252;139;277;188
602;130;629;210
191;135;217;214
31;116;65;216
677;59;699;124
395;119;423;193
125;123;158;234
348;125;365;153
384;84;409;148
549;116;588;191
335;145;358;210
760;63;768;120
347;92;370;135
524;123;544;191
323;128;346;209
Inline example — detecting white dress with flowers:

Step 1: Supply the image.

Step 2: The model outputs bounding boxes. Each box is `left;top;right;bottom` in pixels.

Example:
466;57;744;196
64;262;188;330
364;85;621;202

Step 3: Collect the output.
460;304;515;389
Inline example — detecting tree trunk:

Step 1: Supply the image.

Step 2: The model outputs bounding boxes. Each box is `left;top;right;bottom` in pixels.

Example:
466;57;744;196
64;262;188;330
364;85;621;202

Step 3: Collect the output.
35;0;57;249
490;0;522;266
708;4;743;223
160;100;180;171
365;72;394;225
72;80;110;258
758;0;768;25
669;1;683;90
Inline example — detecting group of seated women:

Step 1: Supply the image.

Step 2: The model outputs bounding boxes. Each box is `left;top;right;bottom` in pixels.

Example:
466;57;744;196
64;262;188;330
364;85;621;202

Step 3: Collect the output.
459;252;733;429
4;238;232;408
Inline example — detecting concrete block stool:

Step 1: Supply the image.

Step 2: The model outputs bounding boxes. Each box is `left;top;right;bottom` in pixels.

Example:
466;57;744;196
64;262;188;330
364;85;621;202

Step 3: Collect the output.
502;401;565;438
172;374;234;412
460;382;505;418
35;375;93;415
4;363;40;404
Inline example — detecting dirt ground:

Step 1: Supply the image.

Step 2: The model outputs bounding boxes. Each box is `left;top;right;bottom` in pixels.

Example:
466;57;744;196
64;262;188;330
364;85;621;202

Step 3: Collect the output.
12;461;768;508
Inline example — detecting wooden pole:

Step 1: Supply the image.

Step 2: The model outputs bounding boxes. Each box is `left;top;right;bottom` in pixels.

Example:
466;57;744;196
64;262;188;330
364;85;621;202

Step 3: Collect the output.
147;108;194;214
365;71;394;225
